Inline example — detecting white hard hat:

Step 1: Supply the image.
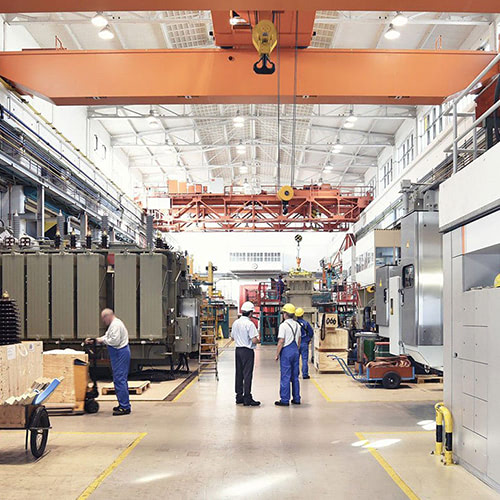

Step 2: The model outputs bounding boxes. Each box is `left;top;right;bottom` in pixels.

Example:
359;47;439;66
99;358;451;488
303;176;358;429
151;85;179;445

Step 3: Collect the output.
241;301;255;312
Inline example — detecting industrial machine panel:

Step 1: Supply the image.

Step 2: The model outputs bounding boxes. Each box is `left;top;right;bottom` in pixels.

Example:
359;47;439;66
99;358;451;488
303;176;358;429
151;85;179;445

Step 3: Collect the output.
51;254;76;340
388;276;401;356
375;265;399;327
115;254;139;338
401;211;443;347
174;317;193;353
76;254;106;338
26;254;50;339
139;253;167;340
180;297;200;350
1;254;25;337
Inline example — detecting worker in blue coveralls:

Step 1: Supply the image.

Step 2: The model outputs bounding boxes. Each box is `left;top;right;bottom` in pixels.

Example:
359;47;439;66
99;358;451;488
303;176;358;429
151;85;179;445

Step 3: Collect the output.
277;274;285;303
86;308;131;416
275;303;301;407
295;307;313;379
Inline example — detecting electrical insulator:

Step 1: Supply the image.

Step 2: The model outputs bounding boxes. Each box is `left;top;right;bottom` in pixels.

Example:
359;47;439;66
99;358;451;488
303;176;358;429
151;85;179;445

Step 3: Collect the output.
54;231;61;249
101;231;108;249
86;232;92;249
69;232;77;249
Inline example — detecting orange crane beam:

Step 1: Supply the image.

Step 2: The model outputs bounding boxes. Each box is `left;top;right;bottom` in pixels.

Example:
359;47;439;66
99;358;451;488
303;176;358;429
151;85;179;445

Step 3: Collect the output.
0;1;498;13
0;49;497;106
154;186;373;232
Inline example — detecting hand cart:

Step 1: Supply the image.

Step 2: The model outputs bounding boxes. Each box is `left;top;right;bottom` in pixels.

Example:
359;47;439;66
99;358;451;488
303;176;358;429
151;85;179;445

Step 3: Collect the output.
329;355;415;389
0;379;61;458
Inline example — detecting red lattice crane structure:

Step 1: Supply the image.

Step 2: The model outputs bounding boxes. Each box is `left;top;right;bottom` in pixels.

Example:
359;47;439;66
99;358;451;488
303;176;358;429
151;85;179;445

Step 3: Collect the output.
153;185;373;232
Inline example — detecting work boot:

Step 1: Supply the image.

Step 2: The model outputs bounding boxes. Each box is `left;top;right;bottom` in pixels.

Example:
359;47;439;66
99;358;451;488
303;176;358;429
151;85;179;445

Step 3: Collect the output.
236;398;244;405
303;375;310;379
275;401;289;407
113;407;131;416
244;399;261;406
291;400;301;405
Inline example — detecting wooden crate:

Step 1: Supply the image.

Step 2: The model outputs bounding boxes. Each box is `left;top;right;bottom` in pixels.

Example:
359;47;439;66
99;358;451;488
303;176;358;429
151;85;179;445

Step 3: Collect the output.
0;342;43;402
314;326;348;351
0;405;32;429
43;352;88;404
314;348;347;374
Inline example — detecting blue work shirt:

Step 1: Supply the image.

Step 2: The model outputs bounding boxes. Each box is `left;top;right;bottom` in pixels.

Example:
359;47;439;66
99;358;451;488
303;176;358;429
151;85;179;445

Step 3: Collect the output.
297;318;314;343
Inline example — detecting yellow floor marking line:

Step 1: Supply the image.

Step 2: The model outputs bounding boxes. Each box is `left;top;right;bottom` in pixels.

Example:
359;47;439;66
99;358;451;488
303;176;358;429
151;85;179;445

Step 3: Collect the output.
362;430;431;435
77;432;147;500
172;378;197;402
355;432;420;500
311;378;332;402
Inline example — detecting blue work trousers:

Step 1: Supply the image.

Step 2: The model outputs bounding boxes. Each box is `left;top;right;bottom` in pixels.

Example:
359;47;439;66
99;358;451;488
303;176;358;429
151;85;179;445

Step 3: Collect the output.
108;344;131;410
279;341;300;403
299;340;310;377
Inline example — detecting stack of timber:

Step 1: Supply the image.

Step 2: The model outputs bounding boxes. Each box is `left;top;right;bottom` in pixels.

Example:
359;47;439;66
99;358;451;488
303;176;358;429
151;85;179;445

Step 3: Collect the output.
314;313;348;373
1;378;54;406
0;342;43;402
43;351;89;414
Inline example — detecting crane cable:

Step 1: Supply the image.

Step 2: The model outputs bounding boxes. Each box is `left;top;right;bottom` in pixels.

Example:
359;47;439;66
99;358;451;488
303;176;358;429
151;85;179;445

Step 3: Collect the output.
274;11;282;189
290;11;299;187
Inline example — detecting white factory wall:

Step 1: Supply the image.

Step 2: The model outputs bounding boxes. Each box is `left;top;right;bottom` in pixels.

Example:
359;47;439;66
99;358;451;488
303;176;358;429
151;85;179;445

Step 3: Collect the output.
0;22;142;198
173;231;331;303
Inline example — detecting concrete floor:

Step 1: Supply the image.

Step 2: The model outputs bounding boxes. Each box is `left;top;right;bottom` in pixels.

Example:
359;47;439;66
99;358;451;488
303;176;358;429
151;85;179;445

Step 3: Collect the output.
1;345;498;500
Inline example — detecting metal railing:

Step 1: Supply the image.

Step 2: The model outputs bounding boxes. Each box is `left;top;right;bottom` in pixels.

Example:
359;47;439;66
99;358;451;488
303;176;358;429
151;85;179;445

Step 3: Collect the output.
451;53;500;174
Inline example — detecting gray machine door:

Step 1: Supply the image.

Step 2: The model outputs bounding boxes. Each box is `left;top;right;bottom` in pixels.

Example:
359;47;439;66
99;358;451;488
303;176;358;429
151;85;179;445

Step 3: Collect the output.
401;211;443;347
375;266;390;327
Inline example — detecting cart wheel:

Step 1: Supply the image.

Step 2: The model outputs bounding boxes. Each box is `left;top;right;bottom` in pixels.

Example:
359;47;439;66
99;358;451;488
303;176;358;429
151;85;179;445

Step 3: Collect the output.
29;407;50;458
84;399;100;414
382;371;401;389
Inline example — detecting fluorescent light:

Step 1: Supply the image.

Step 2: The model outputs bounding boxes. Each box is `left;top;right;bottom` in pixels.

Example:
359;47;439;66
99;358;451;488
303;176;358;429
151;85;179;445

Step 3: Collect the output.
92;12;108;28
346;115;358;124
236;143;246;154
240;166;248;173
392;12;408;27
324;166;333;172
384;24;400;40
147;116;160;128
334;144;343;151
233;115;245;128
344;121;355;129
98;26;114;40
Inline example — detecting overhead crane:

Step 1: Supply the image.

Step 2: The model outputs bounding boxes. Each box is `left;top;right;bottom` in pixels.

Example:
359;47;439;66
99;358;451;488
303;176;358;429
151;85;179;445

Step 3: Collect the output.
153;185;373;232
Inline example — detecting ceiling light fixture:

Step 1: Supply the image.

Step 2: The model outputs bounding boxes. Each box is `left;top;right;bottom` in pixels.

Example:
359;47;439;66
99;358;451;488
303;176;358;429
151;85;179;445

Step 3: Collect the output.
98;26;114;40
333;143;344;152
392;12;408;27
236;141;246;154
229;11;247;26
233;114;245;128
346;112;358;124
91;12;108;28
344;121;355;129
384;24;401;40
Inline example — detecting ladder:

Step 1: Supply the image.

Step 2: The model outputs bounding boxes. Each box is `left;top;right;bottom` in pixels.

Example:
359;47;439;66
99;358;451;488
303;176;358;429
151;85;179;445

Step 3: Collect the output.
199;302;219;380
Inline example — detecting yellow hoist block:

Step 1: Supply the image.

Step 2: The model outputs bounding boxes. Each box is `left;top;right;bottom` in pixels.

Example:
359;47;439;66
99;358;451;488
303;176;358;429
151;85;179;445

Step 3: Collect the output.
277;185;294;202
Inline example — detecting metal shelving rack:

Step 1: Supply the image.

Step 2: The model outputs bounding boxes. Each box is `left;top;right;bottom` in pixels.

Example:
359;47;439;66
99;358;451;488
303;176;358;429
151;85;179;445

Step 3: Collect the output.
198;301;219;380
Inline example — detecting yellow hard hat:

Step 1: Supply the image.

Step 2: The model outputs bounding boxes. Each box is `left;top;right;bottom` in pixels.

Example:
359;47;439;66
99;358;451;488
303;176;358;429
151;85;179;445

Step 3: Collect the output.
282;303;296;315
495;273;500;288
295;307;304;317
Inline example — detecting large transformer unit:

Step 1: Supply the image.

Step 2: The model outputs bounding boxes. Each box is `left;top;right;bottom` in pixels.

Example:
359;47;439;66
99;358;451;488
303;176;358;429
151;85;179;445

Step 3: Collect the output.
0;248;201;370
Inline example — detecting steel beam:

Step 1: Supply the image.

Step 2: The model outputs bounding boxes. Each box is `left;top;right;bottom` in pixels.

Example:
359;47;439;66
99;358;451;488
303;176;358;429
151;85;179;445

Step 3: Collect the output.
0;1;498;13
0;49;497;106
154;185;373;232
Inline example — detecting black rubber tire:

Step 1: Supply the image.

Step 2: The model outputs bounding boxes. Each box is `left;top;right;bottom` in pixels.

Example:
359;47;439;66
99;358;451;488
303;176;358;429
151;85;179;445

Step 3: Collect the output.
84;399;100;414
29;407;49;458
382;371;402;390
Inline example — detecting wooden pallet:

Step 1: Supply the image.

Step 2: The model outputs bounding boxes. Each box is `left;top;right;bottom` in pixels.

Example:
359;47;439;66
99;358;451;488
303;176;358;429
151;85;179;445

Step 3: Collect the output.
101;380;151;395
415;375;443;384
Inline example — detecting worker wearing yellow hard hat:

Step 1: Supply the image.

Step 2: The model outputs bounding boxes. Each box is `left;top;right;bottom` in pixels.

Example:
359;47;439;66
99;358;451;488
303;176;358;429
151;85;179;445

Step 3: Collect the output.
295;308;314;380
275;303;301;407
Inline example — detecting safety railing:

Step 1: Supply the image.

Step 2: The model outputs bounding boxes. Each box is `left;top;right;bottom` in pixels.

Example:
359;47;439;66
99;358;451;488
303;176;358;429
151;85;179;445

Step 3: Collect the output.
451;53;500;174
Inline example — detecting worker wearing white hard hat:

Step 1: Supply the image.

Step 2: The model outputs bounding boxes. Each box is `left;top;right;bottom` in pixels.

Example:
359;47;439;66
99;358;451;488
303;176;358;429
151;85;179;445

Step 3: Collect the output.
230;301;261;406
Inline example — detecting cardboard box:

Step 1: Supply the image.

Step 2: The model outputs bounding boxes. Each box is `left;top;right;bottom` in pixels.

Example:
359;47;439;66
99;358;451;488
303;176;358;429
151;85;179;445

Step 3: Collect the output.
0;342;43;403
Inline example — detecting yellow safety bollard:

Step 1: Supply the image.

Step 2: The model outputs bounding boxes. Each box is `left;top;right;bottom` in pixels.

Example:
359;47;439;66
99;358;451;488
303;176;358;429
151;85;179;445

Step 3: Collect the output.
434;402;454;466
